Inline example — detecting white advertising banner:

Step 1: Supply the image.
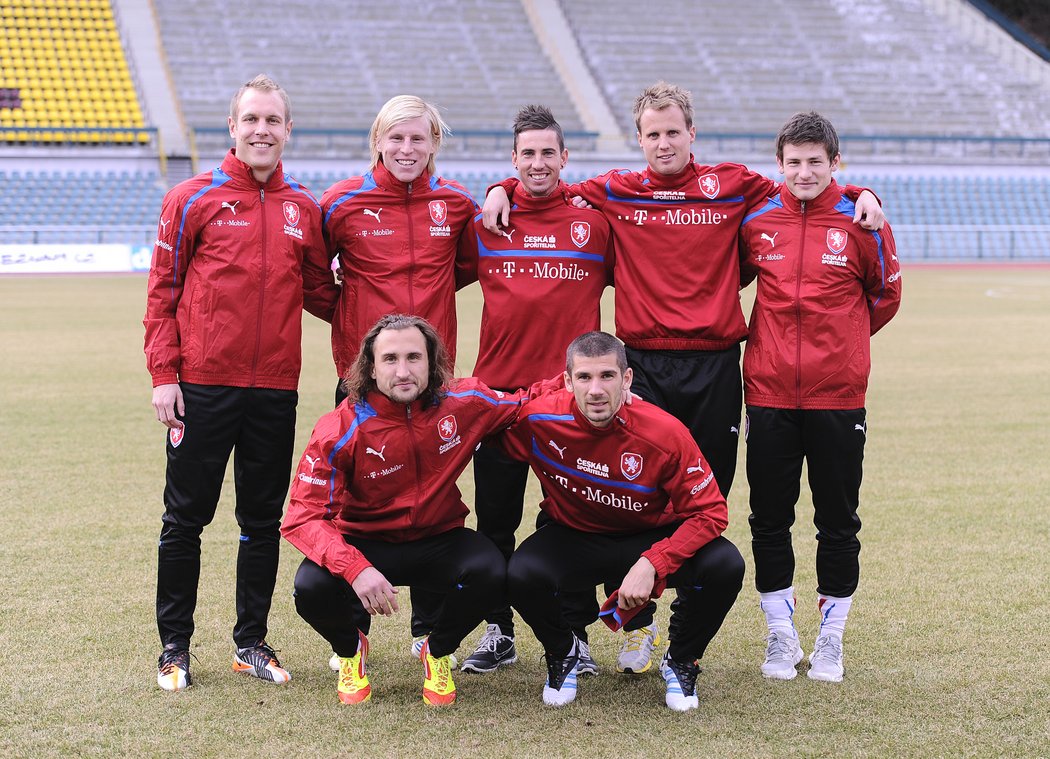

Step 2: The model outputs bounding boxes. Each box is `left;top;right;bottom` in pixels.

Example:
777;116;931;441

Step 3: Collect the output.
0;245;152;274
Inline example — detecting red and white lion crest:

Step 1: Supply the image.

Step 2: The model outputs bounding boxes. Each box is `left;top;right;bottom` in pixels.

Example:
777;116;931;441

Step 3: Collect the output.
429;200;448;226
282;201;300;227
698;173;720;199
620;451;644;481
826;228;848;254
438;415;457;441
570;221;591;248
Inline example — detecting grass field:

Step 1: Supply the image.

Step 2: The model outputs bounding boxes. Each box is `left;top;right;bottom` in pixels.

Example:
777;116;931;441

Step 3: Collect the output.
1;268;1048;758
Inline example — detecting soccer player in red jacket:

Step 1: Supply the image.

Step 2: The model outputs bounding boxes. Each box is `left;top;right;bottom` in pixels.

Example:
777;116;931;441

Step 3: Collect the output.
738;112;902;683
321;96;478;404
484;83;885;671
450;105;613;675
501;331;745;711
283;315;539;707
145;75;337;692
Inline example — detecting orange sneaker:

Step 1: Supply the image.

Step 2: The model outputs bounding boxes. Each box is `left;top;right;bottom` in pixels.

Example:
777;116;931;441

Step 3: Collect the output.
337;632;372;705
420;637;456;706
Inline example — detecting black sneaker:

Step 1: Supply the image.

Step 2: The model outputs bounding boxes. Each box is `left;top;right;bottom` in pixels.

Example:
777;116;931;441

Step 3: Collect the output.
460;624;518;673
157;644;191;692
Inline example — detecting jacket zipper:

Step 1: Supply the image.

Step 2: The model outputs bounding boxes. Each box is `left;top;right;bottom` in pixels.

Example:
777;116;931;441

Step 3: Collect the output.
406;182;416;313
251;187;267;386
794;201;806;409
405;404;422;527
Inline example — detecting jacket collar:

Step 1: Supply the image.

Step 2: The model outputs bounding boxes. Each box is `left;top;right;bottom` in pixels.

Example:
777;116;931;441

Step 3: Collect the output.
511;181;573;211
779;178;843;214
364;389;428;418
372;159;433;194
641;156;699;189
222;148;286;191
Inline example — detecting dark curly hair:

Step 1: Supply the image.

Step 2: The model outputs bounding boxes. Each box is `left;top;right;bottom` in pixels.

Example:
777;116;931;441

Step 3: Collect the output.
343;314;453;407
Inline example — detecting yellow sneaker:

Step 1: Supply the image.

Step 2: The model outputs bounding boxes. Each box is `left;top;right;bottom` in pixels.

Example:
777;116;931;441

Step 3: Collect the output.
337;633;371;705
420;637;456;706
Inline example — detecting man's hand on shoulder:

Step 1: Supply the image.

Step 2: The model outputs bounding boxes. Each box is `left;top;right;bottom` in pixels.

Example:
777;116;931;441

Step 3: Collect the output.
854;190;885;231
482;186;511;233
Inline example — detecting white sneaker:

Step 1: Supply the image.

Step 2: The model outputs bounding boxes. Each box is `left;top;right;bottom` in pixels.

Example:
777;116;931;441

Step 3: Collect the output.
808;635;844;682
761;630;804;680
412;636;457;670
660;652;700;712
542;642;580;706
616;623;660;674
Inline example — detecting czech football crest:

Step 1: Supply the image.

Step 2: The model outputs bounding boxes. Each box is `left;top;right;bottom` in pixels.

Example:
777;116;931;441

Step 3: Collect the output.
570;221;591;248
620;451;643;481
283;201;300;227
826;228;848;254
169;425;185;448
698;173;720;199
438;415;457;441
429;200;448;226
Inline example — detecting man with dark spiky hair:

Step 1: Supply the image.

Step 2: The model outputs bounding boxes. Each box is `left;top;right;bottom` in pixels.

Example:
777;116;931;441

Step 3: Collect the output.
739;111;901;683
450;104;613;675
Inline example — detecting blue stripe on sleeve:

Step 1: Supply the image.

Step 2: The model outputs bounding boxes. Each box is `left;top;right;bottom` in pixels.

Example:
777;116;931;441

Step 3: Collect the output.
171;168;232;300
323;172;378;226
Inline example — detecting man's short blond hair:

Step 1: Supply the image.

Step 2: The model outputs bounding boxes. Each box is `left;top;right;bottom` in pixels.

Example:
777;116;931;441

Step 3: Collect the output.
229;74;291;123
369;95;450;176
632;81;694;132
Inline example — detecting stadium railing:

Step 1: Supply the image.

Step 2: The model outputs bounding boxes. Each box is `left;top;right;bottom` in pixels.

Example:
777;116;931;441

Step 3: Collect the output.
695;133;1050;164
190;127;601;164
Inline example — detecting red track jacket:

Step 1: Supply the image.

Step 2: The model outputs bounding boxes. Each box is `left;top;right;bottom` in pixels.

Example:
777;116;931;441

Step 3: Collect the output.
143;150;336;390
463;182;614;389
321;161;478;376
739;179;902;409
282;378;525;584
499;390;729;580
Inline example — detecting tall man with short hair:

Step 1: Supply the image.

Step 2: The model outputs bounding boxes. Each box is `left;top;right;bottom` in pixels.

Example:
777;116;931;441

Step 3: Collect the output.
283;315;537;706
739;112;901;683
485;82;885;672
502;331;745;712
453;105;613;674
144;74;337;691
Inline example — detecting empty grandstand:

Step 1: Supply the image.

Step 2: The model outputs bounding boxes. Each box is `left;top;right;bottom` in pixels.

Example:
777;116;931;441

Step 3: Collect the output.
1;0;1047;263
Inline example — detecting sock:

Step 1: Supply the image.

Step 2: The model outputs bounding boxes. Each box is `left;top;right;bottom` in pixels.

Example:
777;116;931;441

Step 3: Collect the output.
759;586;798;638
816;594;853;640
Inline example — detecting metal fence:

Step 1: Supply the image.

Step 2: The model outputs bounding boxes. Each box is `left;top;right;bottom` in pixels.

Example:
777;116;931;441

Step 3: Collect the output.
2;224;1047;262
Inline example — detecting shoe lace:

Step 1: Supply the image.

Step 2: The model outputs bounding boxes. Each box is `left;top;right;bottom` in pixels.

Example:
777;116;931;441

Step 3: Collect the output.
765;631;797;660
248;641;282;665
812;636;842;662
544;651;577;689
667;657;700;695
159;647;193;673
428;656;452;691
474;625;505;653
623;626;652;652
339;656;364;689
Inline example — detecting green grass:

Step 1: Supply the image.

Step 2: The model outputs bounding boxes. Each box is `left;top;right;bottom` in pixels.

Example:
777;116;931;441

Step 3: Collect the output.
1;268;1048;758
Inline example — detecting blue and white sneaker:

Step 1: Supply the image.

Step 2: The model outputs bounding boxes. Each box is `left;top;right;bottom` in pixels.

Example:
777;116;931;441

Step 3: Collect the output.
660;652;700;712
542;638;581;706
